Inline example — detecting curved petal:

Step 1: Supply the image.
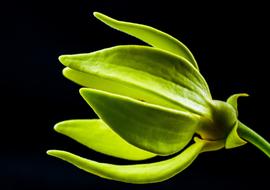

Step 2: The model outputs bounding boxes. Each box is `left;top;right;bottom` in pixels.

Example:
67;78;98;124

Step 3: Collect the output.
62;68;187;112
47;138;206;184
225;94;248;148
94;12;199;70
80;88;200;155
60;45;211;115
225;121;247;149
54;119;156;160
227;93;249;116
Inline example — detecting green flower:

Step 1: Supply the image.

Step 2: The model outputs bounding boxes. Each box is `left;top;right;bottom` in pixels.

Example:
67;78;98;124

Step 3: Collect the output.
47;12;270;184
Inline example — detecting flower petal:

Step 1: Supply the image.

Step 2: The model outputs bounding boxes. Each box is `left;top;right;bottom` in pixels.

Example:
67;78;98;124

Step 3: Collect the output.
225;121;247;149
54;119;156;160
227;93;249;116
93;12;199;70
60;45;211;115
225;94;248;148
80;88;200;155
47;138;207;184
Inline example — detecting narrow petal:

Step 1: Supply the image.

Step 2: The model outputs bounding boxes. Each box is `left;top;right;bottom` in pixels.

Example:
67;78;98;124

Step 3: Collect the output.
47;138;206;184
80;88;200;155
93;12;199;70
60;45;211;115
54;119;156;160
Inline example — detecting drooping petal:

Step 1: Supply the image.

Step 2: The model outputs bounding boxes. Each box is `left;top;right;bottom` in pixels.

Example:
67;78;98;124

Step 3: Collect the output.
93;12;199;70
60;45;211;115
80;88;200;155
47;138;207;184
54;119;156;160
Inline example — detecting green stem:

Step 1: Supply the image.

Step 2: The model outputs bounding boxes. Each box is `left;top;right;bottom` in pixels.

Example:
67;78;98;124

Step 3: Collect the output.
238;121;270;158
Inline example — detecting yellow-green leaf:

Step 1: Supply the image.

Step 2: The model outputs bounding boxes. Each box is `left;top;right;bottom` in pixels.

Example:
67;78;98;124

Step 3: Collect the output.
54;119;156;160
60;45;211;115
94;12;199;70
80;88;200;155
47;138;206;184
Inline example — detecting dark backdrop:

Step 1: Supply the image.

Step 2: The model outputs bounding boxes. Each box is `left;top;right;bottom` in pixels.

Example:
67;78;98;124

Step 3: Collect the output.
1;1;269;190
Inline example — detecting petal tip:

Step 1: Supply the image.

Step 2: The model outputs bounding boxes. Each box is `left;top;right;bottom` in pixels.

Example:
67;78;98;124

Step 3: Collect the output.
46;150;56;156
79;87;90;97
239;93;249;97
93;12;102;18
54;122;64;133
62;67;69;76
93;12;109;22
58;55;70;67
58;55;65;63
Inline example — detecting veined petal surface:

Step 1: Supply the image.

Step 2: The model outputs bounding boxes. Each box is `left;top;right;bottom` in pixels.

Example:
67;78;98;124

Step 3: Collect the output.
60;45;211;115
80;88;200;155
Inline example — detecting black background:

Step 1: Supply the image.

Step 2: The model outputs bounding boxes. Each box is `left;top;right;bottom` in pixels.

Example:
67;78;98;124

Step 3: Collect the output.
1;0;270;190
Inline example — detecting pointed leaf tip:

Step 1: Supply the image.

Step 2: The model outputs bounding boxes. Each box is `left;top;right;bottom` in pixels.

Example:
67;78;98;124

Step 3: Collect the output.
47;150;56;156
58;55;65;63
79;87;89;97
54;121;65;133
93;12;99;17
93;12;106;20
58;55;71;67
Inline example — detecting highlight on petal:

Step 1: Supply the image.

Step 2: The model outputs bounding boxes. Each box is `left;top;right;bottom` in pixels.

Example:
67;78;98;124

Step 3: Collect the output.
54;119;156;160
47;138;208;184
80;88;200;155
93;12;199;70
59;45;211;115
